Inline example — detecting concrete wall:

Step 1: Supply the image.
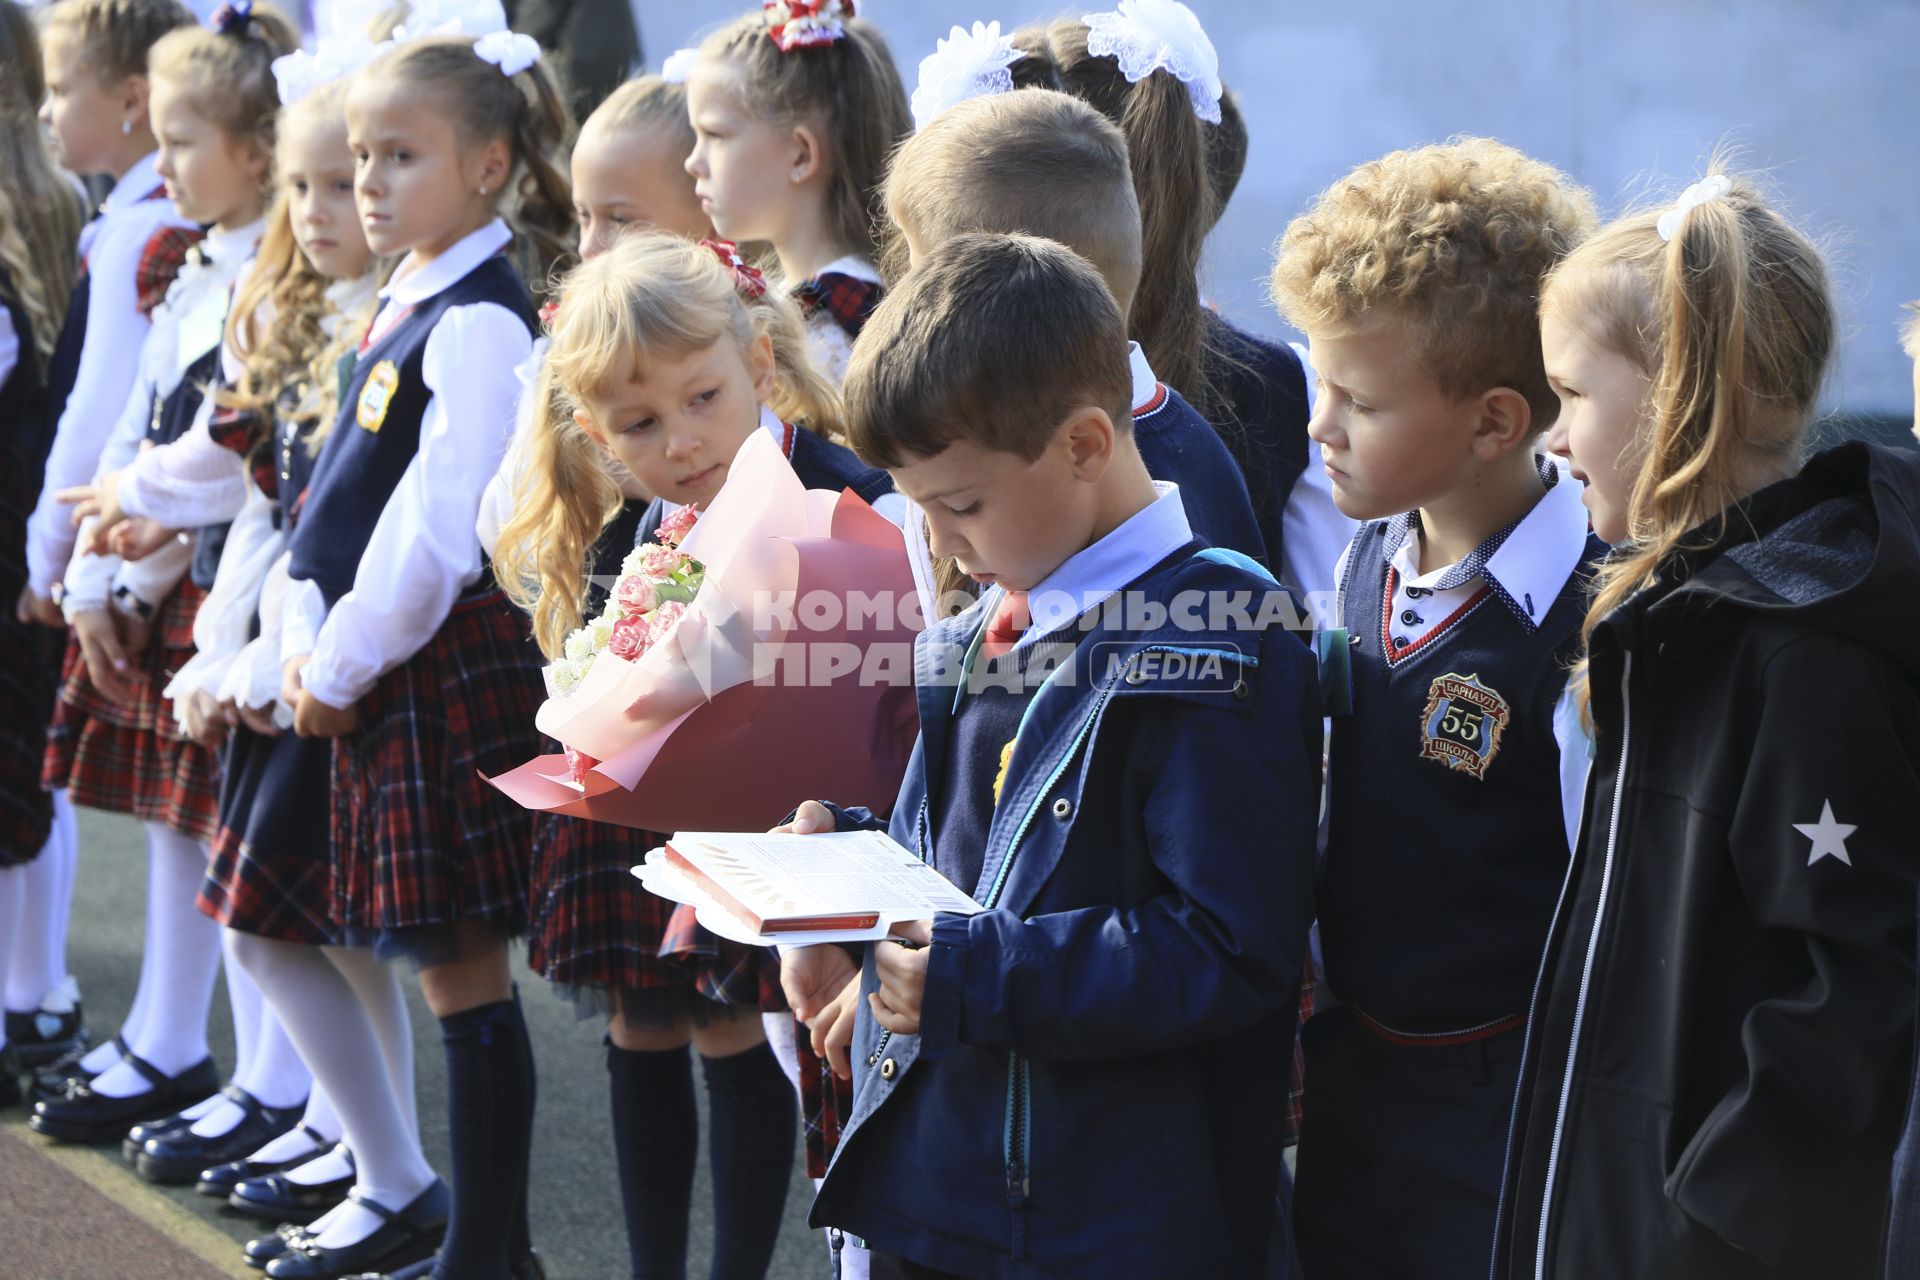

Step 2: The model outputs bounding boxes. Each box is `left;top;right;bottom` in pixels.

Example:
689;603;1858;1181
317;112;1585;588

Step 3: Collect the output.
619;2;1918;415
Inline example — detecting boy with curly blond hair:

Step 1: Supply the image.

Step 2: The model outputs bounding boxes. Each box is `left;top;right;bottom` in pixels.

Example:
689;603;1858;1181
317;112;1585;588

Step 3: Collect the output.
1269;137;1600;1279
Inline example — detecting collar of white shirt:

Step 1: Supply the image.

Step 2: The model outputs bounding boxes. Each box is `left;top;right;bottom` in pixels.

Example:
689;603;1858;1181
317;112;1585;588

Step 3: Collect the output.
809;255;882;285
1011;481;1192;651
381;218;513;309
102;152;165;213
1127;341;1159;412
1386;458;1590;632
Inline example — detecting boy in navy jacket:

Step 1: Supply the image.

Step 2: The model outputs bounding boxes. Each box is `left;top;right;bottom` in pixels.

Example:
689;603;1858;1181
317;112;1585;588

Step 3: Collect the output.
779;234;1321;1278
1267;138;1600;1280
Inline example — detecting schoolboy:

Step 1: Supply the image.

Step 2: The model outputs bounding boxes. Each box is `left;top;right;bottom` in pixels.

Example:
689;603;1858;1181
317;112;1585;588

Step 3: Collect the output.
780;233;1321;1278
1267;137;1601;1279
883;87;1265;565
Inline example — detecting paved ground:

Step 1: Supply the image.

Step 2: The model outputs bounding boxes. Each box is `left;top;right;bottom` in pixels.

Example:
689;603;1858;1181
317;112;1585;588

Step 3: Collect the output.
0;808;824;1279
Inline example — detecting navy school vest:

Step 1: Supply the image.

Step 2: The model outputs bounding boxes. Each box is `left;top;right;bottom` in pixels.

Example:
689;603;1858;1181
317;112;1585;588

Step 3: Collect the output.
1319;517;1602;1032
142;345;230;591
285;255;535;605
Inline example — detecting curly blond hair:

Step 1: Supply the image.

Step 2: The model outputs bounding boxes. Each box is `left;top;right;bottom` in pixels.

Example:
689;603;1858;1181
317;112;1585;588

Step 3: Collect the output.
1270;136;1596;427
1902;302;1920;362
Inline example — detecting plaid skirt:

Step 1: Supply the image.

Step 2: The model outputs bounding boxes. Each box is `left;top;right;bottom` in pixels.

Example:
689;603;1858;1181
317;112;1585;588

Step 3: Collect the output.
528;812;780;1024
198;723;335;944
329;589;543;953
41;580;221;841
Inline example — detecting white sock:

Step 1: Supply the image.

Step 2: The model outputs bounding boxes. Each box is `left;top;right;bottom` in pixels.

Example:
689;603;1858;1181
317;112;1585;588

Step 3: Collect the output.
235;1001;311;1111
3;795;77;1013
286;1142;355;1185
224;928;265;1086
231;934;434;1249
92;825;222;1096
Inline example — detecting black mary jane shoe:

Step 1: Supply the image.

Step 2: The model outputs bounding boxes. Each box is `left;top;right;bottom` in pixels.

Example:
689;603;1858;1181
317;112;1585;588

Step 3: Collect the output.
264;1181;450;1280
28;1032;123;1104
198;1124;337;1199
245;1223;315;1271
123;1107;197;1163
229;1146;358;1223
346;1248;545;1280
137;1086;308;1184
28;1051;219;1144
5;999;87;1068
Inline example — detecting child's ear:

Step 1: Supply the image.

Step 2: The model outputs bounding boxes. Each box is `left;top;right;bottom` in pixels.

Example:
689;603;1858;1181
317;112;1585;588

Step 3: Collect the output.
119;73;151;133
1063;406;1117;479
472;135;513;201
746;331;777;402
787;122;823;186
1471;386;1535;460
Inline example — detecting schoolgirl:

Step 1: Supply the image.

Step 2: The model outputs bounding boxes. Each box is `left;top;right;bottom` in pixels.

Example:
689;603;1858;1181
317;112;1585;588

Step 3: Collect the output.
248;28;572;1280
683;0;911;384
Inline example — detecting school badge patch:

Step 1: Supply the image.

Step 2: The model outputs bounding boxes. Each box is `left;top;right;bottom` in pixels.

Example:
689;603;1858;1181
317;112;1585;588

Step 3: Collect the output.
1418;672;1510;779
356;360;399;433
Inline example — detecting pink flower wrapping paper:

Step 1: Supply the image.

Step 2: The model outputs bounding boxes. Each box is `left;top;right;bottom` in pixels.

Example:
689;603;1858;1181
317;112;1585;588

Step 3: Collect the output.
488;430;923;832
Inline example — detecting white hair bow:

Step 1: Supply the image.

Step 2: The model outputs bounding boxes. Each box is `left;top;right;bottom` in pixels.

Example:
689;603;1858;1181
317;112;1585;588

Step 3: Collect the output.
473;29;541;77
659;47;699;84
272;34;378;105
392;0;508;42
1657;174;1733;242
910;21;1025;130
1082;0;1221;123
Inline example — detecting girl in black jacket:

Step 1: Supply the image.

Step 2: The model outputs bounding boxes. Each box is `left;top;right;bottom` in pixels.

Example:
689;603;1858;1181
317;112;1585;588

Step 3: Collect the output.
1496;170;1920;1279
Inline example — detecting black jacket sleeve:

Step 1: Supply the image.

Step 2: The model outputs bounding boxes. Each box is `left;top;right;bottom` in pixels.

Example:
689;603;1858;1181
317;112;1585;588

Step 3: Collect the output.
1667;633;1920;1262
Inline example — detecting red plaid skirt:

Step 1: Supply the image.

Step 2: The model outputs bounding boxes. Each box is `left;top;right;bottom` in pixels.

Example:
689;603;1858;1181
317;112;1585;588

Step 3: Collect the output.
41;580;220;841
198;725;335;944
329;590;543;947
527;812;781;1024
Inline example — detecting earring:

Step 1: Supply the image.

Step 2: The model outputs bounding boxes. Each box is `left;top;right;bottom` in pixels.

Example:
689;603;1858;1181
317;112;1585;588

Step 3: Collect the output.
121;119;132;135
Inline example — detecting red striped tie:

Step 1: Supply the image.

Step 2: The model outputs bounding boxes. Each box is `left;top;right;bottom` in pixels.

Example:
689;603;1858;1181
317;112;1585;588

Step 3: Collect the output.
980;590;1030;660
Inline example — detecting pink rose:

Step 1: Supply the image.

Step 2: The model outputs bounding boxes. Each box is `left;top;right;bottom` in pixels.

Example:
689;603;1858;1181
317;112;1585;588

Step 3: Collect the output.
647;600;688;646
607;615;651;662
613;573;656;616
636;543;690;580
657;503;699;547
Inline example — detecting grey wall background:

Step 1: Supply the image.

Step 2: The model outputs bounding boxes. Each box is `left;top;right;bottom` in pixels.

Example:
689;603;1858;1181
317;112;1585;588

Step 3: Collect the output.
625;0;1919;416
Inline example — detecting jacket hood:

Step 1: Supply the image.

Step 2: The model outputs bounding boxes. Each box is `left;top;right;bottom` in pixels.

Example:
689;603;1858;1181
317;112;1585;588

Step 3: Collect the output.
1662;442;1920;679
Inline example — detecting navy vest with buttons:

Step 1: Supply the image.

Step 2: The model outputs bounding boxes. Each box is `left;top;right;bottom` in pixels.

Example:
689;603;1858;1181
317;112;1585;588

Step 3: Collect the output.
143;345;230;590
25;273;87;485
1319;517;1601;1033
286;255;534;606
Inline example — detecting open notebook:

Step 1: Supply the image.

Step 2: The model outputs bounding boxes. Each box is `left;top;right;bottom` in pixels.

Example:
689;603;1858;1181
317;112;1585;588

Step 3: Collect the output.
633;829;984;946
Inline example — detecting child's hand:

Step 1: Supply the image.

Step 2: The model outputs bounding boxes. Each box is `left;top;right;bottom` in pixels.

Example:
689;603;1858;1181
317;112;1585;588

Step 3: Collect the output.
59;467;126;538
113;605;153;663
771;800;837;836
780;944;857;1023
111;518;177;562
870;920;933;1036
71;608;135;699
179;688;229;749
281;656;309;710
17;587;61;627
234;699;281;737
293;688;357;738
810;973;864;1080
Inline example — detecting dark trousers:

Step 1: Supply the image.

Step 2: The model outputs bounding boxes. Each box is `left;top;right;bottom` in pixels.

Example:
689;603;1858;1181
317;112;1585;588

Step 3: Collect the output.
868;1252;967;1280
1292;1006;1524;1280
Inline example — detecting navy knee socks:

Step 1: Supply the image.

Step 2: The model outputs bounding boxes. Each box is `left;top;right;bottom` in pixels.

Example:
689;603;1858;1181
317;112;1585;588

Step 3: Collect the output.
700;1041;794;1280
608;1042;697;1280
433;994;537;1280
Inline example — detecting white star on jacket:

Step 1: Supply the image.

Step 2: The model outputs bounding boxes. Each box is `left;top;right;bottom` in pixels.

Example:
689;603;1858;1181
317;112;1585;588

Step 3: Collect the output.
1794;800;1857;867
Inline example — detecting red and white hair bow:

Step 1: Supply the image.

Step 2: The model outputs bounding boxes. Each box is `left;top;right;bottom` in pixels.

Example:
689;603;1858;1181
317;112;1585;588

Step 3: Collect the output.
763;0;853;53
700;240;768;300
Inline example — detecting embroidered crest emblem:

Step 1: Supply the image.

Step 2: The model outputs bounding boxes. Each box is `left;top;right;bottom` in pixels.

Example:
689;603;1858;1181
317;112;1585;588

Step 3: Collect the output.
356;360;399;433
1418;672;1510;779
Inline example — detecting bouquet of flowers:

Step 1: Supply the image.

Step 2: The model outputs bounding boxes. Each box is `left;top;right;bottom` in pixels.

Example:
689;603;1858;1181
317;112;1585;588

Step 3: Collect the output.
489;430;922;832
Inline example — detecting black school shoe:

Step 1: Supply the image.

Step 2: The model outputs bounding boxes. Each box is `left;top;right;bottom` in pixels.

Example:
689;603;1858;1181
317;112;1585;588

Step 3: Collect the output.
29;1051;219;1144
245;1223;315;1271
198;1124;338;1199
347;1248;546;1280
5;997;87;1068
137;1086;308;1184
229;1146;358;1223
264;1181;450;1280
123;1108;197;1163
28;1032;122;1104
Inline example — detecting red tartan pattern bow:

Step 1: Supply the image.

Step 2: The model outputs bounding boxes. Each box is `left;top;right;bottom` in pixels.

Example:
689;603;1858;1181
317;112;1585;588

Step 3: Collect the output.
763;0;853;52
699;239;769;300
